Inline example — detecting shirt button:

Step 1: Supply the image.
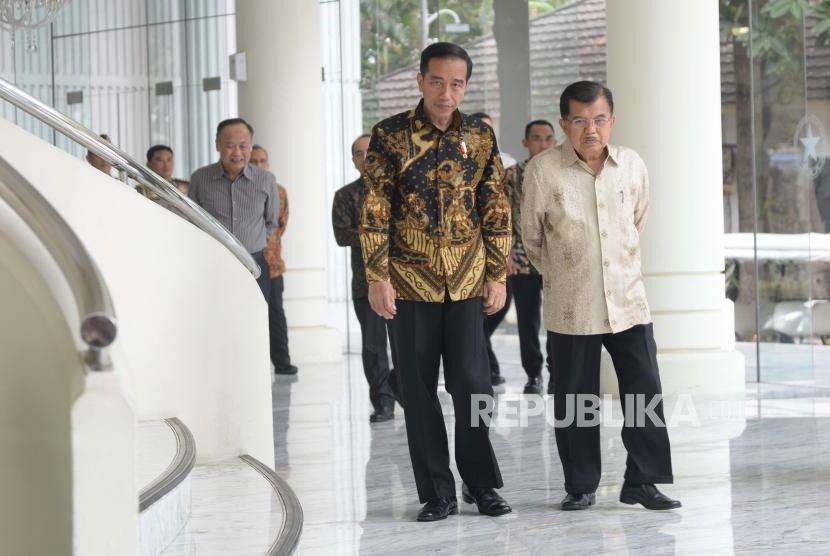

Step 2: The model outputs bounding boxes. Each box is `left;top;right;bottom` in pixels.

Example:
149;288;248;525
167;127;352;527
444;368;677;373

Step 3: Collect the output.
603;259;610;267
606;289;612;296
604;319;610;326
598;202;605;209
611;320;616;326
601;231;608;238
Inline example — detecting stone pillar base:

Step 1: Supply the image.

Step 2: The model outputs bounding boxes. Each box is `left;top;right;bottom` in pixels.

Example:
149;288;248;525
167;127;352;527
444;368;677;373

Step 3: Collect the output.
288;326;342;364
600;349;745;398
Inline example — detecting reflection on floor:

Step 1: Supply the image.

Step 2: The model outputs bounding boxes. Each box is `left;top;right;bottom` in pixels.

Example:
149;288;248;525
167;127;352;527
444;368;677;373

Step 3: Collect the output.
273;334;830;554
738;341;830;390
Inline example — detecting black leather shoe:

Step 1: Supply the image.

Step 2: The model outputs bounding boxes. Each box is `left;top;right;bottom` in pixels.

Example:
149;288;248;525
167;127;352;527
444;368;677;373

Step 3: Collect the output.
274;364;298;375
523;376;542;394
619;482;681;510
561;492;596;511
491;374;506;386
461;484;512;516
369;404;394;423
416;498;458;522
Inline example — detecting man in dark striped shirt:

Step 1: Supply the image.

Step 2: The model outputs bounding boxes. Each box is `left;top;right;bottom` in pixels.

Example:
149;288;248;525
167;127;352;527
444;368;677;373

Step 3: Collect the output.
188;117;279;305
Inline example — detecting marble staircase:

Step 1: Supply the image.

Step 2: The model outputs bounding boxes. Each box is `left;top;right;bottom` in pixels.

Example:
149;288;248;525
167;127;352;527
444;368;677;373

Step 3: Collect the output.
137;418;302;555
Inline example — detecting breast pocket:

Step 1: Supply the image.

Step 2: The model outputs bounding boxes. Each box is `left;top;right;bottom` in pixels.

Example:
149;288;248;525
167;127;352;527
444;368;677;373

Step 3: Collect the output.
613;182;640;251
613;181;636;225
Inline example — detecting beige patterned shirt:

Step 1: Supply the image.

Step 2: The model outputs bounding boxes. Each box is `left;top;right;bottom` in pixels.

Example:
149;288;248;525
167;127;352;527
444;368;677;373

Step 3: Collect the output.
521;140;651;335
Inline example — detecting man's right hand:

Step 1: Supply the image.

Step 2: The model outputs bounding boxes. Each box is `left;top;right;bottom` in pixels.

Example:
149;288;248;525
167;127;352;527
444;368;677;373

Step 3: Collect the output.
368;280;397;319
507;250;518;276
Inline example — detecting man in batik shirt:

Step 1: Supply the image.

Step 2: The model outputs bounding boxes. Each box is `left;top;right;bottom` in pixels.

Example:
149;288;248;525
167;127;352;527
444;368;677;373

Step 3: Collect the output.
359;42;513;522
332;134;396;422
522;80;680;512
250;145;297;375
506;119;556;395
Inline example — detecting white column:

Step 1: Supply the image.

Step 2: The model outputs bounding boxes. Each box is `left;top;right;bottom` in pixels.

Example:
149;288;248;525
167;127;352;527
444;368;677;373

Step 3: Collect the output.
320;0;364;344
603;0;744;397
236;0;341;363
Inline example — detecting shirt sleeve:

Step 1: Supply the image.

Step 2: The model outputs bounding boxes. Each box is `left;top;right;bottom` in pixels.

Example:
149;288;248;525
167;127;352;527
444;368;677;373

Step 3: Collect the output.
634;157;650;234
264;173;279;237
475;128;511;283
187;173;200;203
507;165;522;248
277;185;289;237
521;159;545;272
358;127;396;283
332;188;360;248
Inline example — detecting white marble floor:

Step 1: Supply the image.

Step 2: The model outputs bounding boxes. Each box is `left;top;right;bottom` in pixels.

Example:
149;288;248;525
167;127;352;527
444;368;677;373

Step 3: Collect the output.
273;334;830;555
162;459;283;555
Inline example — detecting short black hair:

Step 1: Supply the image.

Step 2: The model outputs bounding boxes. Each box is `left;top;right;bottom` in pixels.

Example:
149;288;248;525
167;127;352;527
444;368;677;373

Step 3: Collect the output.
251;144;267;155
216;117;254;138
419;42;473;81
146;144;173;162
351;133;371;156
524;119;555;139
559;81;614;118
470;112;491;121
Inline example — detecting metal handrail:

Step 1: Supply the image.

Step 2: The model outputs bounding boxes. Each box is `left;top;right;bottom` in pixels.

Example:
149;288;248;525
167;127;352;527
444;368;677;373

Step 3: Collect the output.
0;77;261;278
0;155;116;371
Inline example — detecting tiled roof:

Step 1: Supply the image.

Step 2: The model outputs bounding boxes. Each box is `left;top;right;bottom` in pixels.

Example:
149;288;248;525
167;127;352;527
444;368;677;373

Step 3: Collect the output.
371;0;829;122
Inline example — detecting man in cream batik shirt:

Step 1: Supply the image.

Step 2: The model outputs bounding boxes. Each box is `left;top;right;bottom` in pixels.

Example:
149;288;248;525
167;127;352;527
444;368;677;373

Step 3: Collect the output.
522;81;681;512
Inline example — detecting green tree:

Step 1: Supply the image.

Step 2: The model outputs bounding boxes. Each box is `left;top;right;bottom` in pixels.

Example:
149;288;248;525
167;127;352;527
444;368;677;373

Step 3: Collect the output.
529;0;575;18
359;0;496;128
720;0;830;233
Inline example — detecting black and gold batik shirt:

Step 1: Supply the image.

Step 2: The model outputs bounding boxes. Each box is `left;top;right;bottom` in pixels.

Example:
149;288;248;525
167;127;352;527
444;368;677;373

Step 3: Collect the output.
359;100;511;302
504;160;538;275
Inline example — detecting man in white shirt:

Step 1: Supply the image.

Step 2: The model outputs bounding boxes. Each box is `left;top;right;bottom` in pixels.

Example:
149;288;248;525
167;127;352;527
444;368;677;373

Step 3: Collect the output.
522;81;680;512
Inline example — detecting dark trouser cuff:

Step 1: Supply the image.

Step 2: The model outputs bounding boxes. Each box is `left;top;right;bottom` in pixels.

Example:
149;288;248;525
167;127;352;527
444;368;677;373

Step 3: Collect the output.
623;473;674;485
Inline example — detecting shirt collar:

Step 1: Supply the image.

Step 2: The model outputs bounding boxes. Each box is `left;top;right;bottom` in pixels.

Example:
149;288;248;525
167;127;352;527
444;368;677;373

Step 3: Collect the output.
560;139;581;168
605;144;621;166
410;99;463;133
213;161;252;181
560;139;619;170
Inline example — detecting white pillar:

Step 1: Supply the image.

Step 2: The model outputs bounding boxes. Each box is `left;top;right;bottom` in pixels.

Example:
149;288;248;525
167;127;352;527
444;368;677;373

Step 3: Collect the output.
236;0;341;363
603;0;744;397
320;0;364;342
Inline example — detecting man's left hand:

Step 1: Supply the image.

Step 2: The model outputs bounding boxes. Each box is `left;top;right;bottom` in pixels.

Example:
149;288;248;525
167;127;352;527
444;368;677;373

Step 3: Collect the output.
483;281;506;315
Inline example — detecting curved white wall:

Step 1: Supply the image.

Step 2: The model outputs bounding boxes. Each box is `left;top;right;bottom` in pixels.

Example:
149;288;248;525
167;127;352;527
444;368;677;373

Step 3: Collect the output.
0;228;78;554
0;117;275;467
0;176;138;554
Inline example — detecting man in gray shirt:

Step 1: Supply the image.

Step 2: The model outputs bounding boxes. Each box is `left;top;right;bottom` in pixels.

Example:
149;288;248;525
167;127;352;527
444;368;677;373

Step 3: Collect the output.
189;117;279;301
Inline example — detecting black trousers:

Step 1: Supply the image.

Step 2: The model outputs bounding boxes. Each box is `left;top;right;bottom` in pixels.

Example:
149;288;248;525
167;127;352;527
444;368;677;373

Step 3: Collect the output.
483;284;512;376
353;297;394;410
548;323;673;495
509;273;550;379
391;297;503;502
269;276;292;369
253;251;271;302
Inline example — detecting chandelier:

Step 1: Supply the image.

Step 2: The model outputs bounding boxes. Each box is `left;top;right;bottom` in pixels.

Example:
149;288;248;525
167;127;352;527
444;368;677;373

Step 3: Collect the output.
0;0;71;51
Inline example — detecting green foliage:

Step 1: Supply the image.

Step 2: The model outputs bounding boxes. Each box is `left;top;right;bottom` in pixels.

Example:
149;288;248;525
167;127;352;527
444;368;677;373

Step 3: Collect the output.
360;0;494;90
529;0;573;18
720;0;830;57
359;0;578;91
